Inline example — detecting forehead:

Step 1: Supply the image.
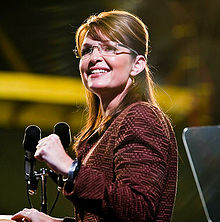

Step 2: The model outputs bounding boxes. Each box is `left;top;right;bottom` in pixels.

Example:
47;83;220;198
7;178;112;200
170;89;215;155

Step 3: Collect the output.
81;31;112;46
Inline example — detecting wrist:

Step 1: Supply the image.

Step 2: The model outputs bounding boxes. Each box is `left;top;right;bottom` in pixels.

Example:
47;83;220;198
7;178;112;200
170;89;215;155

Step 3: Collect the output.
67;159;80;183
60;157;74;177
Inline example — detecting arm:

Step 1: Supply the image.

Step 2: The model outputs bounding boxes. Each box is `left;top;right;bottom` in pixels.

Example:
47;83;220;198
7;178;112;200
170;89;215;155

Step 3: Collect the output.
11;208;63;222
11;136;75;222
64;104;173;221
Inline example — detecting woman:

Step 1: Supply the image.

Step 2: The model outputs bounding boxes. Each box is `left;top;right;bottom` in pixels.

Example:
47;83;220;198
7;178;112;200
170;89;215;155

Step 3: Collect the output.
12;10;178;222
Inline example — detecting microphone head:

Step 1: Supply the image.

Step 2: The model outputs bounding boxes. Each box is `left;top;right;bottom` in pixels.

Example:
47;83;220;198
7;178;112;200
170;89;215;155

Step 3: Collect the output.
23;125;41;152
54;122;72;150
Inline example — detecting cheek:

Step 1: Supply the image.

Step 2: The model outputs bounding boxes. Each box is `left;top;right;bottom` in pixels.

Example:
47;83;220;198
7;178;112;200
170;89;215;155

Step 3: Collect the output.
111;57;132;77
79;60;84;74
79;60;87;78
79;62;88;87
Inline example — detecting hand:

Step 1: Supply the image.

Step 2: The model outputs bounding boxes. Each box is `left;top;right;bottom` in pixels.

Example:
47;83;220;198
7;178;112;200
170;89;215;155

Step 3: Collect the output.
11;208;62;222
35;134;73;177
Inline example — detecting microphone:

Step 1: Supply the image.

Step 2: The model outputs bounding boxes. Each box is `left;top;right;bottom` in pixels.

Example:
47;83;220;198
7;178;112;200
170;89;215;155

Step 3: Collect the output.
54;122;72;150
23;125;41;195
52;122;72;189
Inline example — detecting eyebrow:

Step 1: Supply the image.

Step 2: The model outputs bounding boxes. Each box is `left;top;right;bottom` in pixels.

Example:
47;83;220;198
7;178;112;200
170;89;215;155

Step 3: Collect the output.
82;40;112;48
81;43;92;48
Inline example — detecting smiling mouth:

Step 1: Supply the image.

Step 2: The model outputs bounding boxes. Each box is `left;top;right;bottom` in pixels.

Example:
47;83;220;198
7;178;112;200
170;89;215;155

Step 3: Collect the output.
88;69;110;76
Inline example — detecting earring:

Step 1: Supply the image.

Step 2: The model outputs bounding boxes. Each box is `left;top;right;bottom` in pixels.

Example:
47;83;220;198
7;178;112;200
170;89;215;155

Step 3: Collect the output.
129;74;135;86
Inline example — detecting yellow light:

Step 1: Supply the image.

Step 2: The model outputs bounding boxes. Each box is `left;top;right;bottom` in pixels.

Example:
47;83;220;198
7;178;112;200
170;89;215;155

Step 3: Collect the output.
0;71;86;105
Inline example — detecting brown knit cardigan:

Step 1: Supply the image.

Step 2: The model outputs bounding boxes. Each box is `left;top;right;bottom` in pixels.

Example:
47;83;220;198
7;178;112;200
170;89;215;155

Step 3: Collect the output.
64;101;178;222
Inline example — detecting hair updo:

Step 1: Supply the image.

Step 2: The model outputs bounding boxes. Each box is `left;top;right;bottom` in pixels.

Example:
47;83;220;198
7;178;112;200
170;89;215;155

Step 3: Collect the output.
74;10;158;147
76;10;148;59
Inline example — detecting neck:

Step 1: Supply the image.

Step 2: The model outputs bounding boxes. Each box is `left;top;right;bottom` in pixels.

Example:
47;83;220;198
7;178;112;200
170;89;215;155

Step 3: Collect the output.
98;87;129;118
93;79;133;118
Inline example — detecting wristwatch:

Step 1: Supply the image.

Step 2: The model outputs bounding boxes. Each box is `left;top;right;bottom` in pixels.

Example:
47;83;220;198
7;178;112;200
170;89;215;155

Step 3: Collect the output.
67;158;80;183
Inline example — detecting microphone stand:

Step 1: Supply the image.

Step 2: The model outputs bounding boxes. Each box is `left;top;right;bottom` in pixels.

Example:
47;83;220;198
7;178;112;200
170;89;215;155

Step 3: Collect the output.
27;168;63;215
24;122;71;215
27;168;49;214
39;168;48;214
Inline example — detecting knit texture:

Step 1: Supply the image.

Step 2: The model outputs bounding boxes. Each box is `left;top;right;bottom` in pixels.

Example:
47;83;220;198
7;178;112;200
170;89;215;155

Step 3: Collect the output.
64;102;178;222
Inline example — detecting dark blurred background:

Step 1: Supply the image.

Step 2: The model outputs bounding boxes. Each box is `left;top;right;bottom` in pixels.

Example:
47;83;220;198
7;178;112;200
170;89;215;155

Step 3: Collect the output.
0;0;219;221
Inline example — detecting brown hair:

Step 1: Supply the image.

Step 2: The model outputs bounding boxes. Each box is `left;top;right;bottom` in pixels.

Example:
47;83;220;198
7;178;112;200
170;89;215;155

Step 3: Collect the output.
74;10;159;150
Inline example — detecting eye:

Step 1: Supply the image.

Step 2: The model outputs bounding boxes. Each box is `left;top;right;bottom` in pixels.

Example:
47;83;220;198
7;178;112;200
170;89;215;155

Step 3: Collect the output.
102;44;117;53
81;46;93;56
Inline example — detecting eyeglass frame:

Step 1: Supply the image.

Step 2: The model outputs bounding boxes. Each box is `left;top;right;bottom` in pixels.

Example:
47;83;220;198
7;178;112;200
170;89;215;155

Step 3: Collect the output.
73;41;139;59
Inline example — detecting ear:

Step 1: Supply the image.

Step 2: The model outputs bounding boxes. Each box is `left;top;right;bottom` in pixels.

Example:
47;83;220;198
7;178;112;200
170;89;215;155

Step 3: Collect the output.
130;55;146;77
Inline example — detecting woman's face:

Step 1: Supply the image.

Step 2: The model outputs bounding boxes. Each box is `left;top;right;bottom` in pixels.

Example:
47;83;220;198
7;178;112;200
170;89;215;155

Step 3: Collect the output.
79;33;135;99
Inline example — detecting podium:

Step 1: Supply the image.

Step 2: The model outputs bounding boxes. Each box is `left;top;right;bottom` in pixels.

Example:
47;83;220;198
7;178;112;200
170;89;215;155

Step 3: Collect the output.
0;216;15;222
182;125;220;222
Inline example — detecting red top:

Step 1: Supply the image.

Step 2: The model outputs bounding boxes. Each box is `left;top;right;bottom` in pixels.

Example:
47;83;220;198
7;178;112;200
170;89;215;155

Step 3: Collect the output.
64;102;178;222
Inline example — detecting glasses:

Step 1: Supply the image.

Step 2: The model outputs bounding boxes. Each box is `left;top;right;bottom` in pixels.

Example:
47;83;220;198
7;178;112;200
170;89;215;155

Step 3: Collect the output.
73;41;138;59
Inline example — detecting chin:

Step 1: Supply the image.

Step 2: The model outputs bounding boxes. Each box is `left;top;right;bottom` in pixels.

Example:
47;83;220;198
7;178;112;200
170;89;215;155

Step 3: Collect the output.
87;80;109;90
87;84;112;95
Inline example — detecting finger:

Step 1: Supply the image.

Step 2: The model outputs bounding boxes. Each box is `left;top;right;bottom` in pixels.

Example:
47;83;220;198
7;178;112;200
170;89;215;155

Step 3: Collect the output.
34;149;44;161
12;209;32;221
12;214;30;222
37;137;50;149
22;217;30;222
38;137;48;143
36;140;47;149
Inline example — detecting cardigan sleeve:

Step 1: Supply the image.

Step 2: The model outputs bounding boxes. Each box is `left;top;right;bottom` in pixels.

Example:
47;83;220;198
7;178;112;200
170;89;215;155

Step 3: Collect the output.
64;103;175;221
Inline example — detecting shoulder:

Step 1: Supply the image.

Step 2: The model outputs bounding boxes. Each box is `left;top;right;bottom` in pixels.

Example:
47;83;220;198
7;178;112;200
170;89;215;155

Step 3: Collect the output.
118;101;167;124
111;102;177;161
113;101;173;140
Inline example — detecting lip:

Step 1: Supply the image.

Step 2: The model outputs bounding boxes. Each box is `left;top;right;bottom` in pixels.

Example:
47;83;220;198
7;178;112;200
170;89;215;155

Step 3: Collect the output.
87;67;111;77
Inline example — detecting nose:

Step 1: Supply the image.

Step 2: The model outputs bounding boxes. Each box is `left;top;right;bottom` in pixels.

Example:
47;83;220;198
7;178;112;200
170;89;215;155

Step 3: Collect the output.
89;46;103;62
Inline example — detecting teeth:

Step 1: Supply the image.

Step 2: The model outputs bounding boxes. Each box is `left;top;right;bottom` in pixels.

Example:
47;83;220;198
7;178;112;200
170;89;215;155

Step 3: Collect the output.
90;69;108;74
